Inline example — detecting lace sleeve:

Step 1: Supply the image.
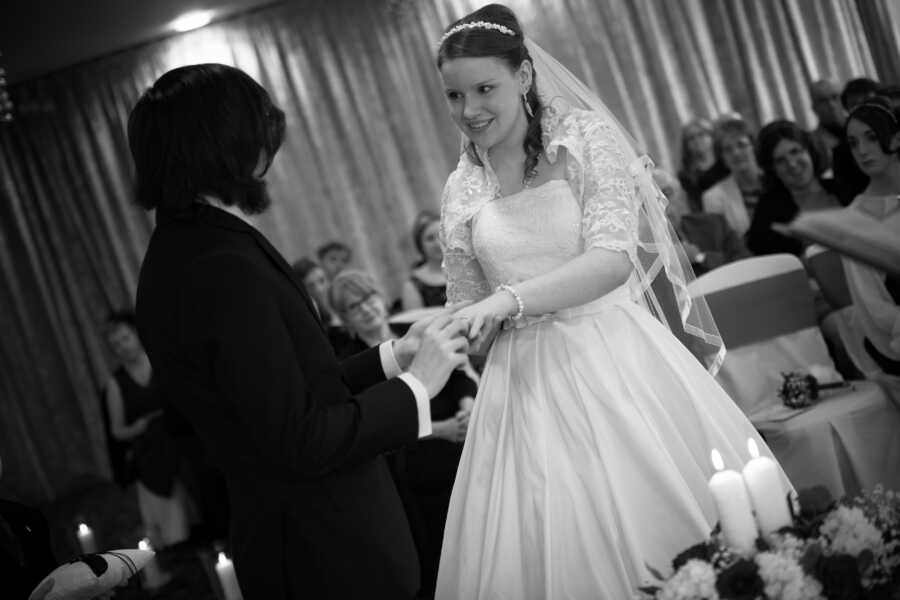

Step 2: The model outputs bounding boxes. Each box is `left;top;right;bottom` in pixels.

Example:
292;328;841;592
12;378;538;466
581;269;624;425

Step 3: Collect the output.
574;114;639;254
439;177;492;305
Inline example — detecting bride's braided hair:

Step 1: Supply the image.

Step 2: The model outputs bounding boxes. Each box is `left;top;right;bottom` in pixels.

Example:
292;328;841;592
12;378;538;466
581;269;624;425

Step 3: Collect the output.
437;4;543;182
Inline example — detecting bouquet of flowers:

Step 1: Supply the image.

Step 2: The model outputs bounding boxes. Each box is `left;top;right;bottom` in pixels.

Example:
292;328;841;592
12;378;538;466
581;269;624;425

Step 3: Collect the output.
641;486;900;599
777;370;848;409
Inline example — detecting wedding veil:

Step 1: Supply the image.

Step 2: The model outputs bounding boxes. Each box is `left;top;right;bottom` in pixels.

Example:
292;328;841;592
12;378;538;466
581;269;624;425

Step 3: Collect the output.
525;39;726;373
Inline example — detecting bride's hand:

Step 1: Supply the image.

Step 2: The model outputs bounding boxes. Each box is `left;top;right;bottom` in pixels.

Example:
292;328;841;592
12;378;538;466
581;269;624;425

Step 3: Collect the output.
453;292;517;341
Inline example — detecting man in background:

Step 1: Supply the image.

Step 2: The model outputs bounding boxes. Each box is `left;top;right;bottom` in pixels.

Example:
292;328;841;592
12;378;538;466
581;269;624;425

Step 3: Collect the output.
316;240;353;280
808;79;847;173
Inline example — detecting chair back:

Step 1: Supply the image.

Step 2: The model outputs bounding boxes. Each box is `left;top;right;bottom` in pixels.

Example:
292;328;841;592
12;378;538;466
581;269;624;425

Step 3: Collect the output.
689;254;818;348
689;254;837;418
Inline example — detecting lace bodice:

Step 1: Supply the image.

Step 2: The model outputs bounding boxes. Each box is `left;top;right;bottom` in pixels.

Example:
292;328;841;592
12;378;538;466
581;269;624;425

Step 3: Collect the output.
440;107;639;305
472;180;583;288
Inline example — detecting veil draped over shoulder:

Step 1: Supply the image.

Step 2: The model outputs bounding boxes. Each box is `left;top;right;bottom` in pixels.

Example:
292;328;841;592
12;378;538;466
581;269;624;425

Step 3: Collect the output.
526;40;725;373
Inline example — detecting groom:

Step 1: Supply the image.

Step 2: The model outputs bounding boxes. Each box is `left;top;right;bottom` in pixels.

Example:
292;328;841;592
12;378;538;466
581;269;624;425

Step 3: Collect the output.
129;64;468;599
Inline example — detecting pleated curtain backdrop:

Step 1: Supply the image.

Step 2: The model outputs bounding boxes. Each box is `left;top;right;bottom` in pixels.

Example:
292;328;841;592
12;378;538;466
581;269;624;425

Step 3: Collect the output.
0;0;894;503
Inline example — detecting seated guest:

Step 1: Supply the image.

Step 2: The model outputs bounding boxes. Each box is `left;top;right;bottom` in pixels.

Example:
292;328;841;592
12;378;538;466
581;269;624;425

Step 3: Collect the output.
330;270;475;599
291;257;351;350
103;312;189;550
656;169;750;275
747;120;852;256
401;211;447;310
677;118;730;212
807;78;848;173
832;77;881;198
842;95;900;376
316;240;352;281
701;116;764;237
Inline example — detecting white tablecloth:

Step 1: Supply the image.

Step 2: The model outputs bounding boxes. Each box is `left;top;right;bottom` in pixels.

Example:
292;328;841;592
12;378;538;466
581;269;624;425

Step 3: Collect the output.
717;329;900;499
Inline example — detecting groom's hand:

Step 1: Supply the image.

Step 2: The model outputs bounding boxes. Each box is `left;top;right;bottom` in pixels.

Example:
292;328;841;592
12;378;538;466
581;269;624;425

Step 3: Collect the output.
393;303;472;369
407;315;470;398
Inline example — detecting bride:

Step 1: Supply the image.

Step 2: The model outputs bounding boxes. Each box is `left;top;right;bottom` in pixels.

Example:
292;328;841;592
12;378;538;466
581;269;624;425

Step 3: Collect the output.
435;4;791;598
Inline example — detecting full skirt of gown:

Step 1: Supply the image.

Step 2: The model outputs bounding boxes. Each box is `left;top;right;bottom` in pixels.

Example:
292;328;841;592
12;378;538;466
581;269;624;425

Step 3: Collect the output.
435;284;786;599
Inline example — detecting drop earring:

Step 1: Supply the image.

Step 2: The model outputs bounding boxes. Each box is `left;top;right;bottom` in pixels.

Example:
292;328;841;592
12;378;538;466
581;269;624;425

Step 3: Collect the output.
522;92;534;119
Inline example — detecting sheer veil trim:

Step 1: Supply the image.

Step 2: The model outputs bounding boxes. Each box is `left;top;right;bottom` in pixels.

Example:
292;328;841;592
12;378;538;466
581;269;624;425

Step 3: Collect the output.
441;38;725;373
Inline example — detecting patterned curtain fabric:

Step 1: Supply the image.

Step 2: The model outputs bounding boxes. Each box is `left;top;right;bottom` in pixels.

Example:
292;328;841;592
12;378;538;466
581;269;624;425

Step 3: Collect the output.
0;0;889;503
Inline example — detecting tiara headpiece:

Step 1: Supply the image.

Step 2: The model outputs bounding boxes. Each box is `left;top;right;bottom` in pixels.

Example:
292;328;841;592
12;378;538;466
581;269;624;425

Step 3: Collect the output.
439;21;516;47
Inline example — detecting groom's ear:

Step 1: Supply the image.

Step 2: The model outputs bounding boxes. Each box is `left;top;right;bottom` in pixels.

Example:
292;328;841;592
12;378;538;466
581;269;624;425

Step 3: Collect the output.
517;60;533;93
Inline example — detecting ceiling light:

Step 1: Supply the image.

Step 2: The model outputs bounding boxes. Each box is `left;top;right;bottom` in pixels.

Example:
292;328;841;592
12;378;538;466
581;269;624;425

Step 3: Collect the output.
171;11;213;33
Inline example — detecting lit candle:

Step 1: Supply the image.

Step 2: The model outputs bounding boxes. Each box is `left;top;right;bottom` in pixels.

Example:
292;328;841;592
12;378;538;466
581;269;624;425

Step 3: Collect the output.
76;523;97;554
742;438;792;535
708;449;757;554
138;538;166;588
215;552;243;600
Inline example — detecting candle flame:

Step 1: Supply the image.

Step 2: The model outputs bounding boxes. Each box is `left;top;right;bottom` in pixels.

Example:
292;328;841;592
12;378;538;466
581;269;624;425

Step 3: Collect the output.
747;438;760;459
138;538;152;551
711;449;724;471
77;523;91;535
217;551;229;566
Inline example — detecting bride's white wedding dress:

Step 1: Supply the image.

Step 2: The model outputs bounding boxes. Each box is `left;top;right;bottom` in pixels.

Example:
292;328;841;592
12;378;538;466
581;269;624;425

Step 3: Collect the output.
435;110;787;597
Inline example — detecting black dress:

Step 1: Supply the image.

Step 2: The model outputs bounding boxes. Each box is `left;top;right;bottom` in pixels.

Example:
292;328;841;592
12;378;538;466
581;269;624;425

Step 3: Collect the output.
337;336;476;598
113;368;178;497
746;178;853;256
679;160;730;213
408;274;447;308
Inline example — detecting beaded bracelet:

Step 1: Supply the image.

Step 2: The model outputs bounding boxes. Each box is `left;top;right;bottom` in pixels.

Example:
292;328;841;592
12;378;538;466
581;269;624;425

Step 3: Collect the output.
497;284;525;321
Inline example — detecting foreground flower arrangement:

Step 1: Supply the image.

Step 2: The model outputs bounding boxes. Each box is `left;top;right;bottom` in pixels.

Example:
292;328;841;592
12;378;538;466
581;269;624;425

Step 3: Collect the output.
641;486;900;600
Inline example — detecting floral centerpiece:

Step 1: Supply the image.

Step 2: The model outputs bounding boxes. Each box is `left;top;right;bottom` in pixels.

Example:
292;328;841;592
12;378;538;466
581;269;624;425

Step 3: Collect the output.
641;486;900;599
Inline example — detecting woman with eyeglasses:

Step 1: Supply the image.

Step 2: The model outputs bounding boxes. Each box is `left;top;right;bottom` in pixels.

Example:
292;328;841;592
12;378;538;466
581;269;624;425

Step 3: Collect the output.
330;269;476;599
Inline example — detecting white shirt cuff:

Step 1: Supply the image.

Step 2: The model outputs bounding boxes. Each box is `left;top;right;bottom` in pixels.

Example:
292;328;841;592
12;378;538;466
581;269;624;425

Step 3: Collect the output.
397;373;432;438
379;340;402;379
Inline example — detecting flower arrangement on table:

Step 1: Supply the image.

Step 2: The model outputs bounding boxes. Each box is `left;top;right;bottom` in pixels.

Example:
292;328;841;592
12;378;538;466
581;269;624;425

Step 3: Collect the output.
641;480;900;599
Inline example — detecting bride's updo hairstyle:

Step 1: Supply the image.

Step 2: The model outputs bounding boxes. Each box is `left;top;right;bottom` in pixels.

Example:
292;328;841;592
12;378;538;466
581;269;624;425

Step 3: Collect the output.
437;4;543;182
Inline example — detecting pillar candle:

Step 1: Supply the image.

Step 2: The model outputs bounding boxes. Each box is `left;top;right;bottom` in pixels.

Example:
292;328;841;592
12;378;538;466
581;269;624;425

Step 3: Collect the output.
76;523;97;554
215;552;243;600
742;438;792;535
138;538;166;588
708;449;757;554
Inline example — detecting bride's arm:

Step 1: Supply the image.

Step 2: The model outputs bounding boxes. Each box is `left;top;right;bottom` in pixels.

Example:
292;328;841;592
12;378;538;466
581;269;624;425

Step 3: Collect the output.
456;248;631;337
510;248;631;313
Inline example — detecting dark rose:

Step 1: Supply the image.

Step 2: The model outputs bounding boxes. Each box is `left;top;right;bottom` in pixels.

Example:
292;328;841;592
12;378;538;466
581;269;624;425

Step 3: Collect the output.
672;541;713;571
797;486;835;519
715;558;764;600
817;554;863;600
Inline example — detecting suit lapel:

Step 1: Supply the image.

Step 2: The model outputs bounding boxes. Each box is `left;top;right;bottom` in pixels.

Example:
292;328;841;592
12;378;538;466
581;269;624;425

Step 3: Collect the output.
248;228;325;329
190;204;327;333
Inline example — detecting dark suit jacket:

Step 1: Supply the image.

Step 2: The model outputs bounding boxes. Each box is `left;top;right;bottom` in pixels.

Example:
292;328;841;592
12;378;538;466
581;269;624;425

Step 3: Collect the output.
679;213;751;275
136;204;420;599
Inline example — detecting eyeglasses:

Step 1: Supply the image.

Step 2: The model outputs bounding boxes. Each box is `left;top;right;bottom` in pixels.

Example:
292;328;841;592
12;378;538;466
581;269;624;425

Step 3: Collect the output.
345;292;378;315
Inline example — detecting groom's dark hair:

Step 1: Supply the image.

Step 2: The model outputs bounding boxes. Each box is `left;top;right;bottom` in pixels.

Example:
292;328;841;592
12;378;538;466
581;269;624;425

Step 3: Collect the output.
128;63;285;215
